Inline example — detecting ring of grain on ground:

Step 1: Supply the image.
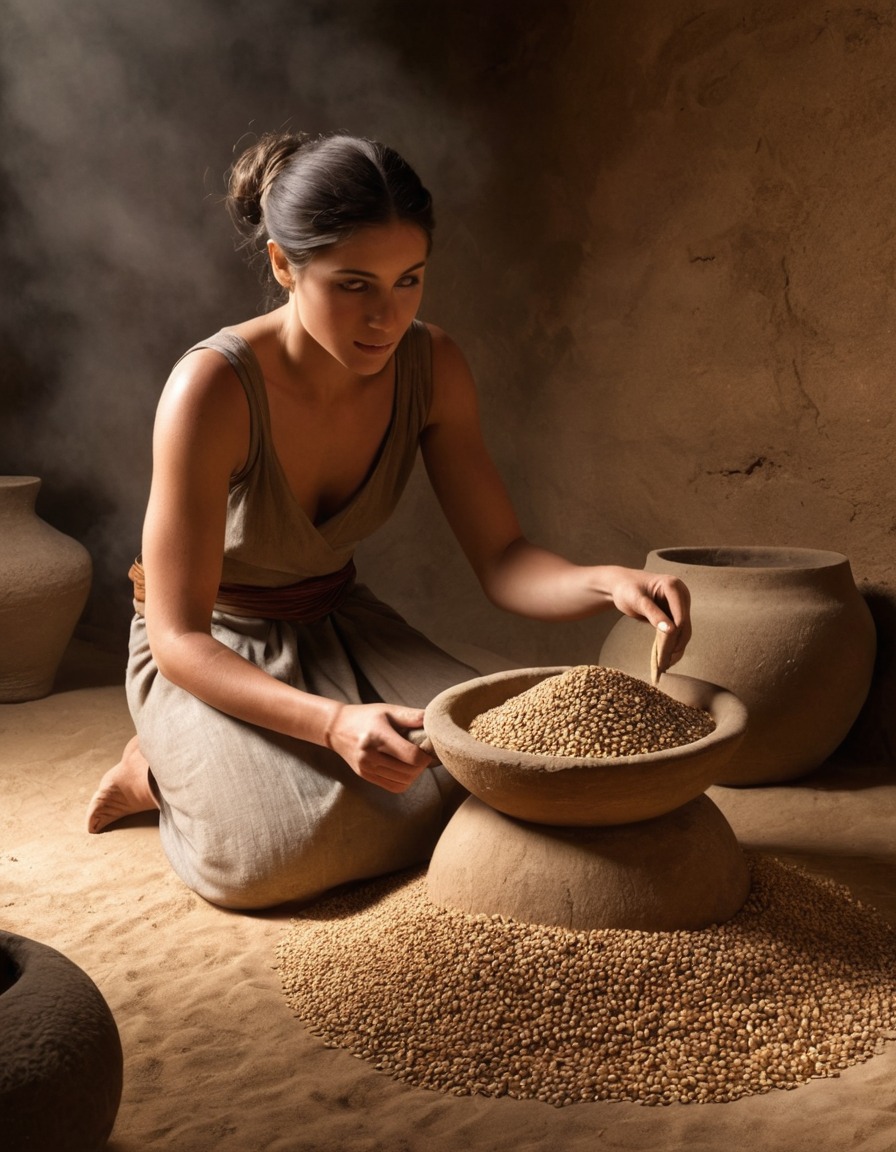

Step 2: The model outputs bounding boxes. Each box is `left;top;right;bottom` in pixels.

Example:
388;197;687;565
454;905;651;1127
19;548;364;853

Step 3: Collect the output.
276;854;896;1107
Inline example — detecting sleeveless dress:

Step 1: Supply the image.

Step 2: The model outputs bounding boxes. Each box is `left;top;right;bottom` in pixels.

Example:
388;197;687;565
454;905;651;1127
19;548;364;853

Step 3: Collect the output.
125;320;478;909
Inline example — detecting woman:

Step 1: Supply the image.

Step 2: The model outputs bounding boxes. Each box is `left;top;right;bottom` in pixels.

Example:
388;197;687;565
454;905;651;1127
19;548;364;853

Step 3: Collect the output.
87;130;691;909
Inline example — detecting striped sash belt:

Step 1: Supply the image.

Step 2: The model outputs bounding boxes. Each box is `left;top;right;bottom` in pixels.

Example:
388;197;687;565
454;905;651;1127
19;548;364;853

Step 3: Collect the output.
128;557;357;623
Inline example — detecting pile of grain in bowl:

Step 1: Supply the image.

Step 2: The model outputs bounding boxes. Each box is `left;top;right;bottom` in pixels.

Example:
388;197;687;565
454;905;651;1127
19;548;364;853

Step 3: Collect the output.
468;664;715;759
276;855;896;1107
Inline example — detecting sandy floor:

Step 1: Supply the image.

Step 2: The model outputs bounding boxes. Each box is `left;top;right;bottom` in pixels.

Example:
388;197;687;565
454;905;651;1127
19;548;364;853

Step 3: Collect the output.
3;639;896;1151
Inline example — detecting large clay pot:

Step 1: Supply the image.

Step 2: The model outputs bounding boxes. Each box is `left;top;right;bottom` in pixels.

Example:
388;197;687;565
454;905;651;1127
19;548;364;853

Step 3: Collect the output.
599;546;877;785
0;476;92;702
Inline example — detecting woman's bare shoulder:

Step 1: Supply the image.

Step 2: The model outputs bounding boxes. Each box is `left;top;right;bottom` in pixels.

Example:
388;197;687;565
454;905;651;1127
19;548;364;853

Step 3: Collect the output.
161;345;247;415
423;321;464;359
166;309;284;404
422;322;477;425
154;345;251;477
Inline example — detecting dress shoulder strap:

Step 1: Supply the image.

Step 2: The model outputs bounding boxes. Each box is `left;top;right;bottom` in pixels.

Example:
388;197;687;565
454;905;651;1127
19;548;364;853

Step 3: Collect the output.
398;319;433;431
173;330;269;485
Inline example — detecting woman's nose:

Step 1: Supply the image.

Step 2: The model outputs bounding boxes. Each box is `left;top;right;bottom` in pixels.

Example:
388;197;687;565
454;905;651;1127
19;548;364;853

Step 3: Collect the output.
366;294;395;329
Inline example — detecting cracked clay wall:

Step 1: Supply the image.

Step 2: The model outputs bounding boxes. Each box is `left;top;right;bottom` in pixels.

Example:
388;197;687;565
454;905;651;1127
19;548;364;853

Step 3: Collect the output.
1;0;894;760
359;0;896;761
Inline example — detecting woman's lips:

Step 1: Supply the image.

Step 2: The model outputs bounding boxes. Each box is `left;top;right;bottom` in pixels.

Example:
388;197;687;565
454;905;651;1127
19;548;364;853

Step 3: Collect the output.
354;340;393;353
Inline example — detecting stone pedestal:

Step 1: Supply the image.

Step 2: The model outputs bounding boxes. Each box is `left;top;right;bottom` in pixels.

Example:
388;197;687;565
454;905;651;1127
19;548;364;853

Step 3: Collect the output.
428;793;750;931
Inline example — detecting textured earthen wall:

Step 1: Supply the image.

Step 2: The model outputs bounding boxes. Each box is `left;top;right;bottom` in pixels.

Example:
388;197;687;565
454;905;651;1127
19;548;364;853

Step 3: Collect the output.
359;0;896;761
1;0;893;756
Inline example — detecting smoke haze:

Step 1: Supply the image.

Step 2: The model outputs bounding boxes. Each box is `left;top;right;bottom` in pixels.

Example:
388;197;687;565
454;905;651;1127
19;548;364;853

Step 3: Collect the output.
0;0;504;637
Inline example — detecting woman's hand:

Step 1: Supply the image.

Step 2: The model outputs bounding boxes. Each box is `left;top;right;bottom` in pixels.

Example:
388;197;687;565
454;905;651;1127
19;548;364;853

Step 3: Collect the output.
324;703;437;793
605;567;692;673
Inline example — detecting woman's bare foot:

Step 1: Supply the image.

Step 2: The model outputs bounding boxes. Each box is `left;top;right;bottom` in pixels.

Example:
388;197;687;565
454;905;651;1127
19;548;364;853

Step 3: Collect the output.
86;735;159;834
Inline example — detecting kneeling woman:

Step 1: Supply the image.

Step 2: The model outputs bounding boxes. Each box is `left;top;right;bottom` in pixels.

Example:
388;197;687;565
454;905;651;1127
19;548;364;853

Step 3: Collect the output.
87;130;691;909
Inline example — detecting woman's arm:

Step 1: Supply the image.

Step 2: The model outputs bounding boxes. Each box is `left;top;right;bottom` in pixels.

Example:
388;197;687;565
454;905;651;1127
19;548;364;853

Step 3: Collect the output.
419;327;691;671
140;352;432;792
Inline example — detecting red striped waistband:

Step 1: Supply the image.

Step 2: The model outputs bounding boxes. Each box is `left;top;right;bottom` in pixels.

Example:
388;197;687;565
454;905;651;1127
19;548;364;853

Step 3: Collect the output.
129;557;356;623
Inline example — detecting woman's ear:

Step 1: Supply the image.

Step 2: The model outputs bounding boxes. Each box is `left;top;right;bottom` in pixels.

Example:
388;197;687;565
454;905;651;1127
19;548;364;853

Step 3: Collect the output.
267;240;294;291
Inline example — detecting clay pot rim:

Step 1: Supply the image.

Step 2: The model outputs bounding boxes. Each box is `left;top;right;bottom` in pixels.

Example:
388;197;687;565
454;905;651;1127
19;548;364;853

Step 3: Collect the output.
650;544;848;571
0;475;41;490
424;665;747;776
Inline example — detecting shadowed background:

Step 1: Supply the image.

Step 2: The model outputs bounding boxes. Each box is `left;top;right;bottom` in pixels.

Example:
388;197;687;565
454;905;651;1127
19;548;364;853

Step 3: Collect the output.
1;0;894;759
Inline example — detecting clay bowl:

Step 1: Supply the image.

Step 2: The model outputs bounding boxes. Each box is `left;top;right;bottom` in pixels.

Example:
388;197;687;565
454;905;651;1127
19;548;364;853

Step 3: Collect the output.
420;666;748;827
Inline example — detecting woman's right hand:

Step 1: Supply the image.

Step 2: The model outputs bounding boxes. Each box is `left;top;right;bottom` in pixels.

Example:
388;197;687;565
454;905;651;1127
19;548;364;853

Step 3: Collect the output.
324;703;436;793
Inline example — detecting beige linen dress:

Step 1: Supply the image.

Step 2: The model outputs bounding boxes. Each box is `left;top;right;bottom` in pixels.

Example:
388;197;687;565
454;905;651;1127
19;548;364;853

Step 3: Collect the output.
126;320;476;909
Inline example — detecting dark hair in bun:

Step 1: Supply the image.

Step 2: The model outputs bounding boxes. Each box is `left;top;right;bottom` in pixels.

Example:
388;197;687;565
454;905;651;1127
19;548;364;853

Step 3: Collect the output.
226;130;434;288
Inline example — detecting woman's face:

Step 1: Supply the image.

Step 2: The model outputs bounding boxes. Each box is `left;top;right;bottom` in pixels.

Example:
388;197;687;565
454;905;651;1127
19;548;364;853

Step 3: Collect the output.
275;220;429;376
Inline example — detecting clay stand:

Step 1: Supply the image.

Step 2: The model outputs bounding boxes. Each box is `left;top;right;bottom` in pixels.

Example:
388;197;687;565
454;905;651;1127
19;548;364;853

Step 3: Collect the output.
420;667;751;932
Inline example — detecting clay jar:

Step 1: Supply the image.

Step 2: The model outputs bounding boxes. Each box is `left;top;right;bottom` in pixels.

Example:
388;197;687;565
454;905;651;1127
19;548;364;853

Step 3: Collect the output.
0;476;92;702
599;546;876;786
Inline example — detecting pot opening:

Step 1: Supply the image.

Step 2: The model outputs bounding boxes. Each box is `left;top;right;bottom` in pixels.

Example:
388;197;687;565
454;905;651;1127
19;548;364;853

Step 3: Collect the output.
654;546;844;570
0;949;21;996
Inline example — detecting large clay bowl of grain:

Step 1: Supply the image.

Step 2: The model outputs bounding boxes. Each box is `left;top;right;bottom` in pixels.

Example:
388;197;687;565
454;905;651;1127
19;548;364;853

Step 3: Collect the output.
421;666;748;827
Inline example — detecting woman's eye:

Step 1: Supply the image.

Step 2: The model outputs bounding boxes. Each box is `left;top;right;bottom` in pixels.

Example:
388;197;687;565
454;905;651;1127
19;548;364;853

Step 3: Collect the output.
397;275;421;289
340;280;368;292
